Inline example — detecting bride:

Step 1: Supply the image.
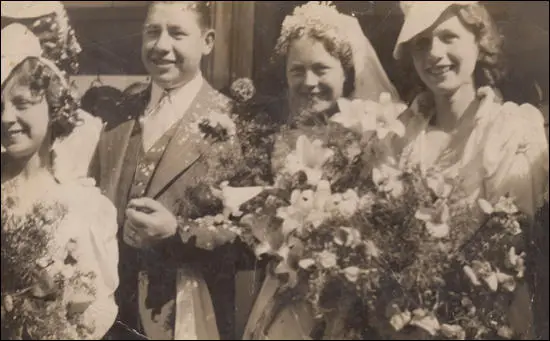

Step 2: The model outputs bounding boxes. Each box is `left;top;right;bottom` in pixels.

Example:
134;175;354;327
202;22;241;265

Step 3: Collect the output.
241;2;401;339
1;3;118;340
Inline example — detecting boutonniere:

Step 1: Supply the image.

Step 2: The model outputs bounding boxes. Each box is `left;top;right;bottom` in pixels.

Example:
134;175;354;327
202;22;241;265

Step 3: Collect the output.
197;111;237;143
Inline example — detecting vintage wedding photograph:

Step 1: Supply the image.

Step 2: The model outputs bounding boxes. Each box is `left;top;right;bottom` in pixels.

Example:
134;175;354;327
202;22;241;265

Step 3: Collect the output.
1;1;548;340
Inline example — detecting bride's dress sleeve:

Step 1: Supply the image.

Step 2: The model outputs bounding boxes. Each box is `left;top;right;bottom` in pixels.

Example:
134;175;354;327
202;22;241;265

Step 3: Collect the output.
52;109;104;185
62;185;120;339
483;101;549;217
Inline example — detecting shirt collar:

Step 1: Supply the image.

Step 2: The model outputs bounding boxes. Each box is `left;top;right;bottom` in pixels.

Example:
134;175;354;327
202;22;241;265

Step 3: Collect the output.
148;72;204;113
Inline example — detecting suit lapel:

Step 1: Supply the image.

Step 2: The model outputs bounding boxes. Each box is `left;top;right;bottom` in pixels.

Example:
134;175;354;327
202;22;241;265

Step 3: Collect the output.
100;84;150;200
146;82;215;199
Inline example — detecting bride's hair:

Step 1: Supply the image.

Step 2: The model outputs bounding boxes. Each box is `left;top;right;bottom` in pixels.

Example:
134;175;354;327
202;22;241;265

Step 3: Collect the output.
3;58;80;140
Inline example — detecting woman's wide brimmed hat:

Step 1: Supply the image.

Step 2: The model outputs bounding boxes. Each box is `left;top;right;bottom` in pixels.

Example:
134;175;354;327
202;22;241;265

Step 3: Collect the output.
1;1;64;19
1;23;68;88
393;1;478;60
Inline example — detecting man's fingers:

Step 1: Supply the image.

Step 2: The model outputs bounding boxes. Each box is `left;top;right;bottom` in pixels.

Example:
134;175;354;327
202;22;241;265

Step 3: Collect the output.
128;197;166;213
126;208;155;229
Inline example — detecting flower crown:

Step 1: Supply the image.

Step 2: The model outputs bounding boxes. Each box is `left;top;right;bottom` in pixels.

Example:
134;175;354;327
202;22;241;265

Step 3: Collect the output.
275;1;353;59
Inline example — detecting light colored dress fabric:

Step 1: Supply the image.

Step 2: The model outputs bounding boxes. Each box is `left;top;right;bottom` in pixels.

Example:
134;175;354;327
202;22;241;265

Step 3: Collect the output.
2;111;119;339
50;181;120;340
3;178;119;340
393;86;549;339
395;87;549;217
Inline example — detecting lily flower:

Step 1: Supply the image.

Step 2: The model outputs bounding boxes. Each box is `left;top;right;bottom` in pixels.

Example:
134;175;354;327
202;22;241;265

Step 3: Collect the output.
332;93;407;139
372;162;404;198
284;135;334;186
415;199;451;239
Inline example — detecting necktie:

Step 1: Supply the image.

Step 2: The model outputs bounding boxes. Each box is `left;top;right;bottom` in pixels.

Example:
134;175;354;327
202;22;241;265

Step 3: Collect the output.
141;90;171;152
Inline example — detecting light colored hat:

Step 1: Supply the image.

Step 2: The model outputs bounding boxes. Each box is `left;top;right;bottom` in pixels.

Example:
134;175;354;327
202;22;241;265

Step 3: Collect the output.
393;1;478;59
1;23;68;88
1;1;63;19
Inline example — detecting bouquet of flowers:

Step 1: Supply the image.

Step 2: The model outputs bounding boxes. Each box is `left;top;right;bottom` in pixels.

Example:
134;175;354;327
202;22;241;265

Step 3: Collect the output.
232;85;532;340
173;89;269;251
1;197;97;340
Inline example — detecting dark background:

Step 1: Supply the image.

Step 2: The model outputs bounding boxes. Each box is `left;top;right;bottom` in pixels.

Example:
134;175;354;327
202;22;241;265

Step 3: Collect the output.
2;2;546;106
62;1;548;106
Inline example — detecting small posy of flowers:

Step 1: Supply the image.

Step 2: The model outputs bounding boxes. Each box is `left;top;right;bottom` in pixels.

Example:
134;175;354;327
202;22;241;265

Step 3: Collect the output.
230;78;256;103
1;199;97;340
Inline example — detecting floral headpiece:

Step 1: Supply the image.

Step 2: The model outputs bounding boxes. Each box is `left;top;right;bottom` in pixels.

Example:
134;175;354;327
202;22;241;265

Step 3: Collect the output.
275;1;355;62
1;23;81;138
2;1;82;75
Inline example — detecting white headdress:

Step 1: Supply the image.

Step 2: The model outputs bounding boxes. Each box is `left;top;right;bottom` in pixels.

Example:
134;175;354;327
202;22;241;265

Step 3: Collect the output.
277;1;400;102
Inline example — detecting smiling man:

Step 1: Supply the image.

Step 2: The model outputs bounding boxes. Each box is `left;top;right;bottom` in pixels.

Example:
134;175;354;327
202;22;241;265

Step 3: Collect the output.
92;2;244;340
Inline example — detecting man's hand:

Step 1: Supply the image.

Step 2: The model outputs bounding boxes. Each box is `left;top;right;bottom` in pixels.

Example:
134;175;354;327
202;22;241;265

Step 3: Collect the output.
123;197;178;248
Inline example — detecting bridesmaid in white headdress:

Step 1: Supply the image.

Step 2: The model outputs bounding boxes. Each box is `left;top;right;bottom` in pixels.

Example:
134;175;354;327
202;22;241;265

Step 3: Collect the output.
390;1;548;339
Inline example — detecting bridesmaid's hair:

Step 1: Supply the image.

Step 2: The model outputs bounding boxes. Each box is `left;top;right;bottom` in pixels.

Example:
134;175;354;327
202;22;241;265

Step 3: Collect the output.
455;3;505;88
1;58;80;140
147;1;212;31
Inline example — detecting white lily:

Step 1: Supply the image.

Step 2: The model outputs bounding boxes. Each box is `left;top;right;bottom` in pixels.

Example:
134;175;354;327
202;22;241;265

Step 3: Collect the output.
215;181;266;217
505;246;526;278
343;266;361;283
410;310;441;336
372;162;404;198
298;258;316;270
284;135;334;186
415;200;451;239
478;196;519;215
333;94;407;139
361;92;407;139
318;250;338;269
440;323;466;340
424;171;453;199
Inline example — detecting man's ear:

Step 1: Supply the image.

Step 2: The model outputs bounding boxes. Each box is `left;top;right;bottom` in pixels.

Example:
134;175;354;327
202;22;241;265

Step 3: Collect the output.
202;29;215;56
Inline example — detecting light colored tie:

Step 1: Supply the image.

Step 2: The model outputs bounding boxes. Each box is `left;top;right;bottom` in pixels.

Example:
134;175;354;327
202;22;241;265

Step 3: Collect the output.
141;90;171;152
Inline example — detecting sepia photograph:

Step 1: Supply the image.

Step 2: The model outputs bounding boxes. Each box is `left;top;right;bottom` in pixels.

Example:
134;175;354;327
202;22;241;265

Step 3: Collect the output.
1;1;548;340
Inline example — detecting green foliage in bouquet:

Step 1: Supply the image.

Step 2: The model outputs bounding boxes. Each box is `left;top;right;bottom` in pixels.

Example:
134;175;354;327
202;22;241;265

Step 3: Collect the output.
173;84;271;251
1;198;97;340
233;92;534;340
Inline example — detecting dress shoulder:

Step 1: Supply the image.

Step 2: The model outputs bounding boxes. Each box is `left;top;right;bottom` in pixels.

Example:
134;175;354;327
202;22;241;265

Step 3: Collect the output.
53;182;117;236
482;98;548;175
481;94;549;215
